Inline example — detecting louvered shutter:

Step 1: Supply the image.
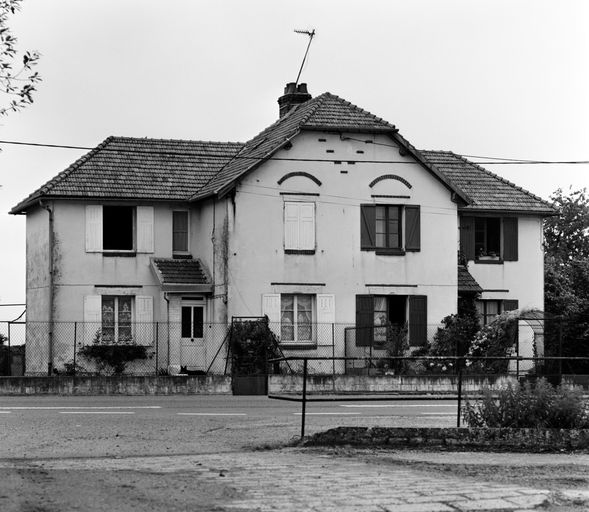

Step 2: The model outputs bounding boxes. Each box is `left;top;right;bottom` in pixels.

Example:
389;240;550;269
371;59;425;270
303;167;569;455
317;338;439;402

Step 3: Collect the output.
83;295;102;345
135;296;154;345
460;216;475;261
503;217;518;261
360;205;376;250
284;203;300;250
355;295;374;347
262;294;281;338
405;205;421;251
316;294;335;346
299;203;315;250
408;295;428;347
85;205;103;252
136;206;154;253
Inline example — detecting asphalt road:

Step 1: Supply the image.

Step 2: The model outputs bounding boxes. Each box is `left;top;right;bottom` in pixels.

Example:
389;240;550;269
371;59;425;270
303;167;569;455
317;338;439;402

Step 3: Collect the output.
0;395;458;459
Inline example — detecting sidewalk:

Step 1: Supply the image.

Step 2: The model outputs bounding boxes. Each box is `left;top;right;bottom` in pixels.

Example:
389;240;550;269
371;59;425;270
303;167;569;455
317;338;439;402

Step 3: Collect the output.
8;448;576;512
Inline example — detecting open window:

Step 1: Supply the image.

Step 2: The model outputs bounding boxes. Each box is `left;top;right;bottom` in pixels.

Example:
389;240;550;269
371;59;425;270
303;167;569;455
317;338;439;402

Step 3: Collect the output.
361;204;420;254
86;205;154;254
460;216;518;263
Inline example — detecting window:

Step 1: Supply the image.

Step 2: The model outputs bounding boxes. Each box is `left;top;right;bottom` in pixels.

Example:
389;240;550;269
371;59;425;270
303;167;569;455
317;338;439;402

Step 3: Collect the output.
476;300;501;326
284;202;315;252
181;304;204;339
460;216;518;262
103;206;134;250
356;294;426;347
280;294;314;343
173;211;189;253
475;217;501;259
476;299;519;325
101;296;133;343
361;204;420;253
86;205;154;253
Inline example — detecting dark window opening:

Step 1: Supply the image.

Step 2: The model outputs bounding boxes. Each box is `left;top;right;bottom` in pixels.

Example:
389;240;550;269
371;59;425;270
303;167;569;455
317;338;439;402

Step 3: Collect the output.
103;206;134;251
181;305;204;339
173;211;189;253
475;217;501;259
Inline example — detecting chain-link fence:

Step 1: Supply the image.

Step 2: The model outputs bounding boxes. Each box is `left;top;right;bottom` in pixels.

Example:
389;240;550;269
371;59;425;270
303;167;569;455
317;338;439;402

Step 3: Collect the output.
0;315;583;379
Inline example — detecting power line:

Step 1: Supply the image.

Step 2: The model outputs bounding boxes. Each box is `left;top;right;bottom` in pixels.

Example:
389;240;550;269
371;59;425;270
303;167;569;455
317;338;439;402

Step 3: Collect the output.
0;138;588;165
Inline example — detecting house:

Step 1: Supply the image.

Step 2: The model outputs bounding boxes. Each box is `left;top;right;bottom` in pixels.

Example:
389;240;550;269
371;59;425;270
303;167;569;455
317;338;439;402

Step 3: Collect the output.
10;83;556;375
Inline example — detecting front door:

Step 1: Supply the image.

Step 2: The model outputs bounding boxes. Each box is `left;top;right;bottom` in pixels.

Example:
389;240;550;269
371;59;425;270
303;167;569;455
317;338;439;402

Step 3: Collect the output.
181;300;205;371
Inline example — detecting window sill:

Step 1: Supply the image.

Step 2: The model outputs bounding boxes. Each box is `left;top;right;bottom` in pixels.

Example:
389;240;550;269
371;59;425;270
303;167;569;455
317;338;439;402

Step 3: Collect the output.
375;249;406;256
285;249;316;255
172;253;193;259
102;251;137;258
279;343;318;350
475;258;503;265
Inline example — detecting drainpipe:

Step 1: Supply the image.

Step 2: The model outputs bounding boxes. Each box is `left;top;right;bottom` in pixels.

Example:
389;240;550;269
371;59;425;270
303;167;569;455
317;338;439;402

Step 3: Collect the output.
164;293;171;368
39;200;55;375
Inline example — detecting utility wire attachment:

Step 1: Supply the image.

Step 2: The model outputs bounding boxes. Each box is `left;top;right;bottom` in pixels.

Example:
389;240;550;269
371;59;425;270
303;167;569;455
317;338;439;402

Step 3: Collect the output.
294;29;316;87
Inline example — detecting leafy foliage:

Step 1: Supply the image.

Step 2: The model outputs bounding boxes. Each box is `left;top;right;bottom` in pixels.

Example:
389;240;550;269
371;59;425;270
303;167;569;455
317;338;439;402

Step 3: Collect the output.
78;330;148;374
465;311;518;373
230;319;281;376
0;0;41;115
463;379;589;428
430;313;480;357
544;187;589;370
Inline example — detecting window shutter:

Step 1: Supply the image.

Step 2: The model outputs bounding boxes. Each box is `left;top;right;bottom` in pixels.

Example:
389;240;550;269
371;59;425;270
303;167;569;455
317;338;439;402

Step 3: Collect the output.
262;293;281;337
355;295;374;347
317;294;335;346
83;295;102;345
405;205;421;251
299;203;315;250
460;216;475;261
503;217;518;261
408;295;427;347
85;205;103;252
503;299;519;312
360;205;376;250
135;295;154;345
136;206;154;253
284;203;300;250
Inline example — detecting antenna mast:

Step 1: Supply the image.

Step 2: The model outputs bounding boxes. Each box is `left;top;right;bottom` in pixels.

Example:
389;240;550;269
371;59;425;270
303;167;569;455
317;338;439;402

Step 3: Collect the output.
294;29;316;87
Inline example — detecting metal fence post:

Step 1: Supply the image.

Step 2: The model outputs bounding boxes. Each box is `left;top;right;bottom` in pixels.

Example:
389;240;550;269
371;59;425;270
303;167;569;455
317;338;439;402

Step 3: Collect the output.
155;322;159;376
456;357;463;428
301;358;308;439
73;322;77;376
331;323;336;392
7;322;11;377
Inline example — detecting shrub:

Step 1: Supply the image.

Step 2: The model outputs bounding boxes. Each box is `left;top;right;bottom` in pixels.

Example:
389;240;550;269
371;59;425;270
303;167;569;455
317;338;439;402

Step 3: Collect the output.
230;318;281;375
78;330;148;374
430;313;480;357
463;378;589;428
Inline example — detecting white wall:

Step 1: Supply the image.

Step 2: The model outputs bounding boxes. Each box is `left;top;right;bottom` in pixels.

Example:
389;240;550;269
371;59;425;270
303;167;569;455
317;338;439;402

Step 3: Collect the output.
226;131;459;327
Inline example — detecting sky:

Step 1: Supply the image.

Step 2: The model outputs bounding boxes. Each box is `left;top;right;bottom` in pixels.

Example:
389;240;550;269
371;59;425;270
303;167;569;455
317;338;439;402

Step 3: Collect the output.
0;0;588;318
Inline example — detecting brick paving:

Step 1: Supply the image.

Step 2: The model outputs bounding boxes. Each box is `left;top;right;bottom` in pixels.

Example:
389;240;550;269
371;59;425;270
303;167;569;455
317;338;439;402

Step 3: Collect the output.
19;449;554;511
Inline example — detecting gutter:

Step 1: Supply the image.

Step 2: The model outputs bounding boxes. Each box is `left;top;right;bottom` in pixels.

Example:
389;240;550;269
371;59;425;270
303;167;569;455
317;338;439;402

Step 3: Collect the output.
39;200;55;375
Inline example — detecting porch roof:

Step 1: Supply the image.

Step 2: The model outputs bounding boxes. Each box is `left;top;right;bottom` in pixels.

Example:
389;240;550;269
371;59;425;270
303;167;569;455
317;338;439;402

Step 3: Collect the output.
458;265;483;294
150;258;213;293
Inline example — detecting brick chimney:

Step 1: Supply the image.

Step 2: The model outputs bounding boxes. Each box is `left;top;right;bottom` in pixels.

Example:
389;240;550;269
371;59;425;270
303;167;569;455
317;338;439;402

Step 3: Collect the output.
278;82;312;118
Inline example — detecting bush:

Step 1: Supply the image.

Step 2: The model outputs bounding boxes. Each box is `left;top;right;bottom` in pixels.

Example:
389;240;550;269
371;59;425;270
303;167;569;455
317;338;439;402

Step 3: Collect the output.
230;318;281;375
78;344;148;374
430;313;480;357
463;378;589;428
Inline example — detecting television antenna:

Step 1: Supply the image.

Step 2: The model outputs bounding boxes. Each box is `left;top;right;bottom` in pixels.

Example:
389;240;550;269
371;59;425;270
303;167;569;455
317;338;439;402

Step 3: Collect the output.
293;29;316;87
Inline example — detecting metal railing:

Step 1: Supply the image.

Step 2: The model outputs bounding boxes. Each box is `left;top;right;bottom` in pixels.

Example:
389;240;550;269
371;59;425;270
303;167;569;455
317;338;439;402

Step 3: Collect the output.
268;355;589;438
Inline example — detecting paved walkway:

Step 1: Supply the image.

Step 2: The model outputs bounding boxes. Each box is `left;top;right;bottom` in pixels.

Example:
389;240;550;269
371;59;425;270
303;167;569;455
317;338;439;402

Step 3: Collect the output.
10;449;556;511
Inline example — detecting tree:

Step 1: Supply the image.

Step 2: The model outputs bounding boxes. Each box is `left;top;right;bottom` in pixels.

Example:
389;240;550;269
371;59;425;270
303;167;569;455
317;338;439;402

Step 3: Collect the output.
544;187;589;369
1;0;40;116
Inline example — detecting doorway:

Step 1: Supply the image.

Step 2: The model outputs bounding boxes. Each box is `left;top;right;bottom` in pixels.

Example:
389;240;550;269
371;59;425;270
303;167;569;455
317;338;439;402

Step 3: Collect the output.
180;299;206;371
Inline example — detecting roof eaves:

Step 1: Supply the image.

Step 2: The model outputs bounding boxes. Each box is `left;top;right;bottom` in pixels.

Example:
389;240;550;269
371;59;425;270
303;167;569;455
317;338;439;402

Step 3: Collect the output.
451;152;557;214
10;137;115;214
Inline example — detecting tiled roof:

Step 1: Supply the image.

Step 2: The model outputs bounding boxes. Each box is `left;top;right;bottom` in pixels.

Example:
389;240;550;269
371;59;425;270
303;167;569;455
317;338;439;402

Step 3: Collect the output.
420;151;556;214
191;92;402;200
10;137;244;213
151;258;210;285
458;265;483;293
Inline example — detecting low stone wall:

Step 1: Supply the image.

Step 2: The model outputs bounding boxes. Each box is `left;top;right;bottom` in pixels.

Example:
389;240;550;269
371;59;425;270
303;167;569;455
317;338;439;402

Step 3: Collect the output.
304;426;589;452
0;375;232;395
269;374;520;394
